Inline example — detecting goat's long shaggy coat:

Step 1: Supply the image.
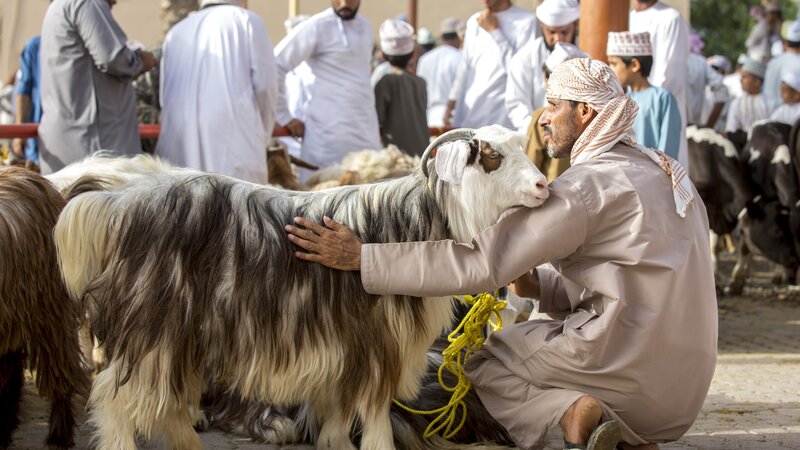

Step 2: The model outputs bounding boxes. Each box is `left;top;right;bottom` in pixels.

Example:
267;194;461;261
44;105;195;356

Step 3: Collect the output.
55;127;546;449
0;166;88;449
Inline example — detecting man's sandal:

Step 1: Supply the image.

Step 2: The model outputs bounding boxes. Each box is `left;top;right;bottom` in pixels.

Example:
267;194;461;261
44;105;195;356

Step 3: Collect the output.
563;420;621;450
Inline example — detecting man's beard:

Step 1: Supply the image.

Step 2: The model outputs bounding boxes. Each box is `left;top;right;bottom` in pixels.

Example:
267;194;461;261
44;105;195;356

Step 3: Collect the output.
543;124;578;159
544;33;577;52
334;4;360;20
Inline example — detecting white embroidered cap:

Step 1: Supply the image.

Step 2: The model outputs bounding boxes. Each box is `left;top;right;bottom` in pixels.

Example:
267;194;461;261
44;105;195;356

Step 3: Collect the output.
536;0;580;27
781;70;800;92
380;19;415;56
607;31;652;57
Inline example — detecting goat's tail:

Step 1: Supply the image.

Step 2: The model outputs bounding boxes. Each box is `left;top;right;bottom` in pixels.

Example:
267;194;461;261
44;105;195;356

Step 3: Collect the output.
55;179;118;303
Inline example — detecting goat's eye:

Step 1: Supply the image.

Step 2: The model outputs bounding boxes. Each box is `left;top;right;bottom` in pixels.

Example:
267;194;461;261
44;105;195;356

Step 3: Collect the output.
488;151;500;159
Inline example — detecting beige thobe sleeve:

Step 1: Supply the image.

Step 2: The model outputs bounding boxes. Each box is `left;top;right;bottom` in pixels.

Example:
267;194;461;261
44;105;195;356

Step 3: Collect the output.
360;180;589;297
535;265;576;313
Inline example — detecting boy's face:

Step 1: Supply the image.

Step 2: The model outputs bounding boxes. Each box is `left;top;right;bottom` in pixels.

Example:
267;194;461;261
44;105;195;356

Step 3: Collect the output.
740;71;763;95
780;82;800;104
607;56;633;89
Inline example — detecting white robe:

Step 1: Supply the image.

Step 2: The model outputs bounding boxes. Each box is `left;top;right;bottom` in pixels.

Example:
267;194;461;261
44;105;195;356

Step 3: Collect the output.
156;5;277;184
505;36;550;132
416;44;463;128
279;62;314;159
725;93;770;133
450;6;539;128
630;1;690;168
769;102;800;126
274;8;381;178
686;53;725;126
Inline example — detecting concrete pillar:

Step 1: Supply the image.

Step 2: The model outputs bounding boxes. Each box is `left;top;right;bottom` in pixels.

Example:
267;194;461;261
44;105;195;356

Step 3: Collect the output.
289;0;299;17
579;0;629;62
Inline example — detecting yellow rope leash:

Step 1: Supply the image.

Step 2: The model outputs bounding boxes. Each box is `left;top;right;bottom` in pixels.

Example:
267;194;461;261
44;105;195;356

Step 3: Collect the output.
393;291;507;439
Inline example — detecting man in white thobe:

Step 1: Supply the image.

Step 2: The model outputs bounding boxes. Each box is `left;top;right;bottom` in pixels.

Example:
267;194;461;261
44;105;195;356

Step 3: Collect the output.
274;0;381;180
279;14;313;159
446;0;539;128
156;0;277;184
416;17;464;127
505;0;580;132
763;21;800;111
630;0;690;167
686;51;726;127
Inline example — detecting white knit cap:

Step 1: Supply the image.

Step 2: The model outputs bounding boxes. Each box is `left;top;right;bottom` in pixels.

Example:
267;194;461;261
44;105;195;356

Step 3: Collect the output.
707;55;730;73
380;19;415;56
536;0;580;27
781;71;800;92
742;56;767;78
545;42;587;72
786;20;800;42
417;27;435;45
607;31;652;57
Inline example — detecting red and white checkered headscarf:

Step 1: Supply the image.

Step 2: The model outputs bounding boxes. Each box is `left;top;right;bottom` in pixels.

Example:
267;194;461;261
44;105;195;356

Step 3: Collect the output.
546;58;694;217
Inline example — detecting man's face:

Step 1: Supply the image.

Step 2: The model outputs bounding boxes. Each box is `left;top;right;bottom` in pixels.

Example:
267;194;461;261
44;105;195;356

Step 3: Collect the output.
740;71;763;95
607;56;633;89
541;22;576;49
780;82;800;104
539;98;581;159
331;0;360;20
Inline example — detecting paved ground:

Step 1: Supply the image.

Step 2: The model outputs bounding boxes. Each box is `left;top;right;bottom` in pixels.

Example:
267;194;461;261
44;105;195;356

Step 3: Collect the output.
9;261;800;449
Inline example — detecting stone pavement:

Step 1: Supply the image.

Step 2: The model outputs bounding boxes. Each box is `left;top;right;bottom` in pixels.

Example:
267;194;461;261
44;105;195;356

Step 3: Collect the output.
10;282;800;449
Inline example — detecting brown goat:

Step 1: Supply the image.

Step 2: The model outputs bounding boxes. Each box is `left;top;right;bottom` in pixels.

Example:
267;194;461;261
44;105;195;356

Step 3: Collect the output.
0;166;88;449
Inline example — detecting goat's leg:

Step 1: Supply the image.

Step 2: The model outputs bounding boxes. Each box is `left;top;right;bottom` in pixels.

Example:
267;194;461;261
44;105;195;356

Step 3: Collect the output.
358;397;394;450
0;350;25;449
159;371;204;450
87;360;137;450
316;402;356;450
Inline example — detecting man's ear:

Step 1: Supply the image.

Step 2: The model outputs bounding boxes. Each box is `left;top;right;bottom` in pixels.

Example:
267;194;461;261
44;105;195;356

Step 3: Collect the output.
577;102;597;127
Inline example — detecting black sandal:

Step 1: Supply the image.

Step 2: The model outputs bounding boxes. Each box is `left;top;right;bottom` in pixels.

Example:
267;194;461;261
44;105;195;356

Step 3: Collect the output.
563;420;621;450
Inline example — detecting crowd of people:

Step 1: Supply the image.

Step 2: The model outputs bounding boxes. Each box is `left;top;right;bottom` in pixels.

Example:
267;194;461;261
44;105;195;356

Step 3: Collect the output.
0;0;799;449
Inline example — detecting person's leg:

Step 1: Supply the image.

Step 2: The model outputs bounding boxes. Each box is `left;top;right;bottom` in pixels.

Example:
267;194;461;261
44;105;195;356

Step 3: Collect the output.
560;395;603;444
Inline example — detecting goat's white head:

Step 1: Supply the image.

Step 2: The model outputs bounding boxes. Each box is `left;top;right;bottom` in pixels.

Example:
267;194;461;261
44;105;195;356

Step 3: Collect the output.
422;125;549;242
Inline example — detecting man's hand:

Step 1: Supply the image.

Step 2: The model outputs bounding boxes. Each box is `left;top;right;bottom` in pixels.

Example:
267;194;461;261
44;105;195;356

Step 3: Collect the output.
509;270;540;299
285;216;362;271
477;9;499;32
285;118;305;139
136;50;157;76
11;138;24;159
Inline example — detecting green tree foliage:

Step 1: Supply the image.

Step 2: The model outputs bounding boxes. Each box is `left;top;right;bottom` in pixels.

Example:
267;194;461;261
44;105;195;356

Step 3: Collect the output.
691;0;798;64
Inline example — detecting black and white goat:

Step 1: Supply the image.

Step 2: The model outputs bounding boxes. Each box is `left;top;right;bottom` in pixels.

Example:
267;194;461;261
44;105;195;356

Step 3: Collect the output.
55;125;548;449
0;166;88;449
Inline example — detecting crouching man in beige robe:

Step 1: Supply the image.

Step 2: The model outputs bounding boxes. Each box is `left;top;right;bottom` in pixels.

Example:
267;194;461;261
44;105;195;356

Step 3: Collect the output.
286;58;717;450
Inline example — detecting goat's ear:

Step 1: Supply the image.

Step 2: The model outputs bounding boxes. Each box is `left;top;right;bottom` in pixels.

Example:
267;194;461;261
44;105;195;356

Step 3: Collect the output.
435;141;471;185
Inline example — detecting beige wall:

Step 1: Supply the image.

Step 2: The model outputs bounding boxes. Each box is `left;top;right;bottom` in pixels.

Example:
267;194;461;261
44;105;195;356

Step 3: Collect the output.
0;0;688;83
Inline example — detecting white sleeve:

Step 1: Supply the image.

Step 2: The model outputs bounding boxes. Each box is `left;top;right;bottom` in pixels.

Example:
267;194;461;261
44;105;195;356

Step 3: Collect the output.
725;98;740;132
273;22;318;126
651;17;689;94
249;16;278;138
505;48;534;131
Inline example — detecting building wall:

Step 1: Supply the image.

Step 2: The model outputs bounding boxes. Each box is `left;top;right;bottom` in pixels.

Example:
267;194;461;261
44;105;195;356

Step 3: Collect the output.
0;0;689;85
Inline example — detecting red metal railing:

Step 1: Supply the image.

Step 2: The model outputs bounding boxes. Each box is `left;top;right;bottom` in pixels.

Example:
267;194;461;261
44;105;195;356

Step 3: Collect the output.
0;124;453;140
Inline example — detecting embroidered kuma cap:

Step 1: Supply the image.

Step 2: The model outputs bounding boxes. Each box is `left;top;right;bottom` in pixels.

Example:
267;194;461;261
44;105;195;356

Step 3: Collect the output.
742;56;767;79
536;0;580;27
607;31;652;57
781;71;800;92
380;19;415;56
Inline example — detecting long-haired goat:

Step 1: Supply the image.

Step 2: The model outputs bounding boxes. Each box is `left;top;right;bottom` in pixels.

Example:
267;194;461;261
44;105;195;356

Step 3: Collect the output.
54;125;548;449
0;166;89;449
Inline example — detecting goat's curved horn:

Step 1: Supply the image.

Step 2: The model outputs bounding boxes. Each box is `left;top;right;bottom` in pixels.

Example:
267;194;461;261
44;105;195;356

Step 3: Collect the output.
421;128;477;178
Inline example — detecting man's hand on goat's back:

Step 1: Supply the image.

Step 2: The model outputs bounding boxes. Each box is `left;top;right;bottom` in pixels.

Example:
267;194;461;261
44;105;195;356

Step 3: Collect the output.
286;216;362;271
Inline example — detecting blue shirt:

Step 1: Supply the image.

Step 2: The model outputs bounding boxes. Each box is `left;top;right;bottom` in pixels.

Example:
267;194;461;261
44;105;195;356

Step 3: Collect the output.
16;36;41;162
629;85;682;159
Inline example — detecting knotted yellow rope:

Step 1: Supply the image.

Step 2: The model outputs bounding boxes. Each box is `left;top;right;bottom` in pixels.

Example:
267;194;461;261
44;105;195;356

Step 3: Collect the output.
393;291;507;439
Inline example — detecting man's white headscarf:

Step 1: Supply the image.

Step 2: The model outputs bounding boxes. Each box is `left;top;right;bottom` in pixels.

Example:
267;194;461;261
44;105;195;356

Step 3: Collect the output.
546;58;694;217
